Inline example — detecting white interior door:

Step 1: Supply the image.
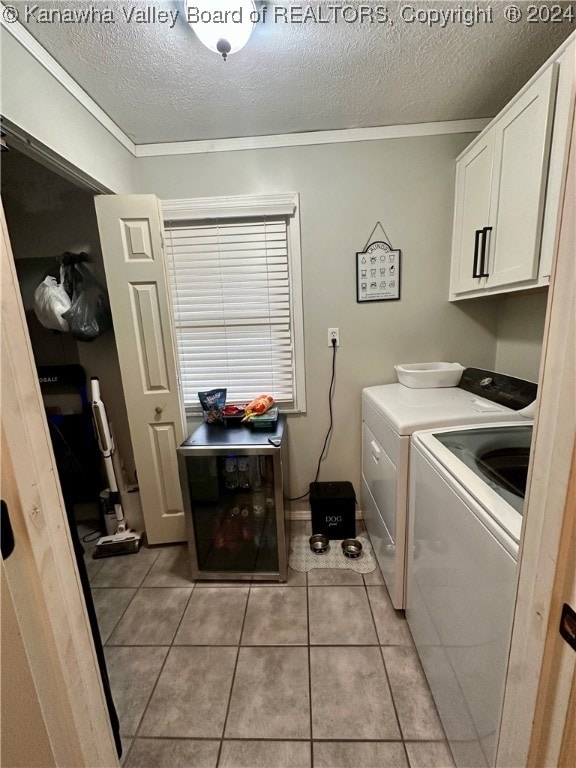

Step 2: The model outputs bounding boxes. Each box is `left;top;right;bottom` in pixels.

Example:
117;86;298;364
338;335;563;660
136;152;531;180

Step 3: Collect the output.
95;195;186;544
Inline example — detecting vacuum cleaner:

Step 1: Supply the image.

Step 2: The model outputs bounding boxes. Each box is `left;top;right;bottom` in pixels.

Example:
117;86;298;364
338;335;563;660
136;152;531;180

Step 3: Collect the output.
90;377;142;558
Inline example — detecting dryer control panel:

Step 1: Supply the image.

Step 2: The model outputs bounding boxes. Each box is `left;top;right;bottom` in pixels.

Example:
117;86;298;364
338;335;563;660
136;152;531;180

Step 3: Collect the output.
459;368;537;410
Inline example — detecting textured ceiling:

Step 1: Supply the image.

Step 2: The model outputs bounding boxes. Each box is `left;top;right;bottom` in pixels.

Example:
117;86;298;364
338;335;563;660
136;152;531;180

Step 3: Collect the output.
14;1;575;144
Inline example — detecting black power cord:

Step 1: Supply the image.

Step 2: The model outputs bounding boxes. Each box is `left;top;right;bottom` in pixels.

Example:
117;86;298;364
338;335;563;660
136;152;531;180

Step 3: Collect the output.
288;338;337;501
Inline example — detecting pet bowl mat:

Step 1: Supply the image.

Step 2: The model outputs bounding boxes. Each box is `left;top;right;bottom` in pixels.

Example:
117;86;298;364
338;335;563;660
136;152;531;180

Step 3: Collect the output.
289;534;376;573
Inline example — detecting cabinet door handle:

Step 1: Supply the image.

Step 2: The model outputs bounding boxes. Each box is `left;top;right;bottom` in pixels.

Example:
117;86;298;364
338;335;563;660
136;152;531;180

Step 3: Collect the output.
479;226;492;277
472;229;483;278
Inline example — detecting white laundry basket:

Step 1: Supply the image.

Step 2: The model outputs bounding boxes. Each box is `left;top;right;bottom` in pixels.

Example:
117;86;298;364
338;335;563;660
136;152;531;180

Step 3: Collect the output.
394;362;465;388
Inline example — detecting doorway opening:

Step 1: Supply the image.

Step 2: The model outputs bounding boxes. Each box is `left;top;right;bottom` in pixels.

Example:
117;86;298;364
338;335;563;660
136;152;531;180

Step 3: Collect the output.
1;146;139;537
0;144;137;760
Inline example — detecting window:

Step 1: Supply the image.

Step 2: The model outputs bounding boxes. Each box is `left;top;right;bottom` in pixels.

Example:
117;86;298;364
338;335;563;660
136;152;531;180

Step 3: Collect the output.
163;194;305;412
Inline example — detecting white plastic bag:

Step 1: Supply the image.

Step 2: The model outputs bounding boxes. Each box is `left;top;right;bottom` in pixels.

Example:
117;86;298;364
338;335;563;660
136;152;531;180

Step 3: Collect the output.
33;270;71;332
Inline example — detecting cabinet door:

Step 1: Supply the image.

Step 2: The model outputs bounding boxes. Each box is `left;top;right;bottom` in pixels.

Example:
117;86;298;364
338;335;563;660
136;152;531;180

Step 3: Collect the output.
486;65;557;288
450;131;494;295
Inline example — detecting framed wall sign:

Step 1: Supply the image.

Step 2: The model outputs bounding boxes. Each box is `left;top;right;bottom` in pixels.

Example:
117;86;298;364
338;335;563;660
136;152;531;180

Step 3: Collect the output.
356;240;401;302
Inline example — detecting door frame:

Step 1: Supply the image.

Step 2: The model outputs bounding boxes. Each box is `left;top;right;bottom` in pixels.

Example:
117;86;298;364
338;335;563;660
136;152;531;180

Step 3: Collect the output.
497;104;576;767
1;198;119;765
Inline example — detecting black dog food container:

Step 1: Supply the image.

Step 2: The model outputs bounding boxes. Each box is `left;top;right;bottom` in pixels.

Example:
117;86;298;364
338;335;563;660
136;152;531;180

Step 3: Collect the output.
309;481;356;539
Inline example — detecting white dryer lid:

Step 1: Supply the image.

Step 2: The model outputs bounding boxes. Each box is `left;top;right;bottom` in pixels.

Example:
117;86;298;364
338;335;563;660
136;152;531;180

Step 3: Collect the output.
362;383;526;435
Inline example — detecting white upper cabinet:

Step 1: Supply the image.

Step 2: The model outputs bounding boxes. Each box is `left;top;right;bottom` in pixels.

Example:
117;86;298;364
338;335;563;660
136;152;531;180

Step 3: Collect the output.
486;66;557;289
450;130;494;294
450;63;559;300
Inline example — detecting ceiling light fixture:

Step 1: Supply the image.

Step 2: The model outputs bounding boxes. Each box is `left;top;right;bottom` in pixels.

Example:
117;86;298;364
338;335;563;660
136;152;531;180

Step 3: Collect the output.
186;0;257;61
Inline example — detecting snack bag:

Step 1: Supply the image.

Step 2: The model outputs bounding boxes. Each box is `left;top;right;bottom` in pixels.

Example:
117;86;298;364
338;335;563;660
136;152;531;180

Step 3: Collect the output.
242;394;274;421
198;388;227;424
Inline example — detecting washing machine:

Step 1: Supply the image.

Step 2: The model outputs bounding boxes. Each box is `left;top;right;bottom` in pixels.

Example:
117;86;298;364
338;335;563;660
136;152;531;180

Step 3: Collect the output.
406;421;533;767
361;368;536;609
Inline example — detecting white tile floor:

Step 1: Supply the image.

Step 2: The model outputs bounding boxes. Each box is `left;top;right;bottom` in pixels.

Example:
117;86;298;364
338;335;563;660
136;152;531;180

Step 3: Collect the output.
80;522;455;768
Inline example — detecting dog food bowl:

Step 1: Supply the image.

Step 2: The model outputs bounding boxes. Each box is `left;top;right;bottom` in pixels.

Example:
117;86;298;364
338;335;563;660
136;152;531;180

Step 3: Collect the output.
342;539;363;558
309;534;329;554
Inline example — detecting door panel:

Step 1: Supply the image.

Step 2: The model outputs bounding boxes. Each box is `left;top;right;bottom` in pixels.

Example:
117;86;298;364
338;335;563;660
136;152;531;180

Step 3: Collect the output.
152;423;183;514
487;65;557;288
451;132;494;294
130;283;170;391
121;219;154;260
95;195;186;544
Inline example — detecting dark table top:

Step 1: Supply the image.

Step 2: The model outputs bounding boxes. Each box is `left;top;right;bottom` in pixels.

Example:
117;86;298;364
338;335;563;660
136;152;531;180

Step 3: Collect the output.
180;414;286;449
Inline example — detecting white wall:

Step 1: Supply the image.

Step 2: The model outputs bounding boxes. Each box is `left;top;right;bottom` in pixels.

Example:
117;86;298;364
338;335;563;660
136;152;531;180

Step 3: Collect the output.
0;27;137;194
137;135;500;504
495;291;548;381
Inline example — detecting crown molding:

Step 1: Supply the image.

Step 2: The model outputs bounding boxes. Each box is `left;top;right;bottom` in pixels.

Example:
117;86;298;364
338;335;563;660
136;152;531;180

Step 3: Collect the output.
1;15;136;155
2;13;490;160
136;119;490;157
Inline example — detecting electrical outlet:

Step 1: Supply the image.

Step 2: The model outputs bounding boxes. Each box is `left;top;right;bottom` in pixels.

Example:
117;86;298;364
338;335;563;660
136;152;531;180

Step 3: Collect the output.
328;328;340;346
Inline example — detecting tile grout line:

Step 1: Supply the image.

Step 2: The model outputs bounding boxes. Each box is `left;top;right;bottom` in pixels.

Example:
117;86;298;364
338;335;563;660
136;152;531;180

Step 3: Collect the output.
402;739;412;767
215;581;252;768
104;536;440;766
306;569;314;768
364;579;406;745
102;552;196;647
124;735;446;742
95;543;162;586
378;642;406;743
94;545;171;765
117;644;170;766
104;640;416;649
119;568;197;764
100;587;139;646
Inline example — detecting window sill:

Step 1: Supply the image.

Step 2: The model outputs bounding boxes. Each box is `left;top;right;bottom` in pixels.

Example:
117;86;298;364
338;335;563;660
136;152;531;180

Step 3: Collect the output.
184;406;305;418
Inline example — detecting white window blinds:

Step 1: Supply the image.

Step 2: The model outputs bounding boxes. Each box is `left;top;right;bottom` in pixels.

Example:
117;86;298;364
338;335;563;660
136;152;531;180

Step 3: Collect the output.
165;216;299;407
